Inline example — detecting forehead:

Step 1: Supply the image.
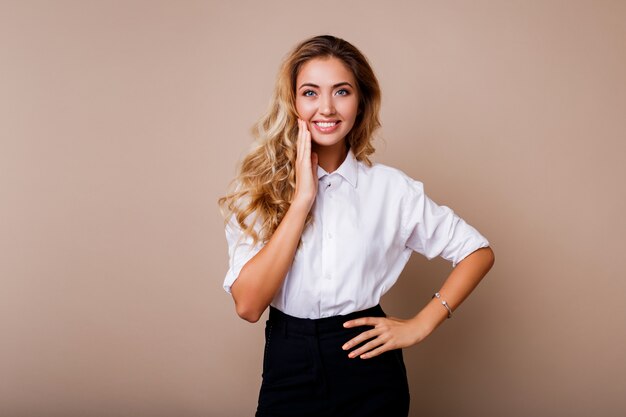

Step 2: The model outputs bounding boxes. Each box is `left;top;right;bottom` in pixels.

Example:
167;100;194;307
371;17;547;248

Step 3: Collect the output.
296;57;356;86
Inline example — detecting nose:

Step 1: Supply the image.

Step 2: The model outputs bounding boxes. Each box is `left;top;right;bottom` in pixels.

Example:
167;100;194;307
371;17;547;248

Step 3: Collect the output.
319;93;336;116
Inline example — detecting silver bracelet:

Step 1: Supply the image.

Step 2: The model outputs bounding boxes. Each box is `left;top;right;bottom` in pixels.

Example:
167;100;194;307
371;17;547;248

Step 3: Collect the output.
432;292;453;319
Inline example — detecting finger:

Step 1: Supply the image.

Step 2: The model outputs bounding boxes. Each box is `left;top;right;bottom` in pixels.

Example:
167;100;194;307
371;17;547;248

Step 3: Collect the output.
298;123;309;165
300;121;308;159
311;151;318;172
342;328;378;350
359;344;390;360
297;119;304;162
348;337;385;359
343;316;383;328
303;128;311;159
300;118;310;133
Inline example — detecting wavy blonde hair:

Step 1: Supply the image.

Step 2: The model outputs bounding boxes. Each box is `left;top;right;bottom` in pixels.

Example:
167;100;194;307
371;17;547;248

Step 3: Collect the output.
218;35;382;246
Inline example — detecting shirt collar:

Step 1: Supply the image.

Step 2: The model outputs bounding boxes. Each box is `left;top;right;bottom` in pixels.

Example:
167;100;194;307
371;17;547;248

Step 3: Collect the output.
316;147;359;188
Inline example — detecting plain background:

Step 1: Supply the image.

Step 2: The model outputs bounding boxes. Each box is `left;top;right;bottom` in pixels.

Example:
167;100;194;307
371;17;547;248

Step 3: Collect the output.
1;1;625;416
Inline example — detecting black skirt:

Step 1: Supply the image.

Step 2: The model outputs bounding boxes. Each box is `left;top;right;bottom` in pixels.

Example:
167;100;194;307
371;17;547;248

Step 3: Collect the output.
256;304;410;417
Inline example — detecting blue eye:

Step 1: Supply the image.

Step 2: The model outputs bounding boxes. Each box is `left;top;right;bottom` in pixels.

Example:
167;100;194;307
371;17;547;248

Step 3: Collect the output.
336;89;349;96
303;90;316;97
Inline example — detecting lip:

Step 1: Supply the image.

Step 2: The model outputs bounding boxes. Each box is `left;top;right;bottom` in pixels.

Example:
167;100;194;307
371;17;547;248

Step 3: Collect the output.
311;120;341;134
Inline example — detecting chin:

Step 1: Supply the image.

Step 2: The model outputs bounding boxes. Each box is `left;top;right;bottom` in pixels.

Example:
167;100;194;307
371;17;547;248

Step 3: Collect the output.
311;134;346;147
312;140;344;149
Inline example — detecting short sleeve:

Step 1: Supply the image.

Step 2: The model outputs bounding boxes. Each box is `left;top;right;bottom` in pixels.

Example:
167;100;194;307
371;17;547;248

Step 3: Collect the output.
222;214;265;294
401;179;490;268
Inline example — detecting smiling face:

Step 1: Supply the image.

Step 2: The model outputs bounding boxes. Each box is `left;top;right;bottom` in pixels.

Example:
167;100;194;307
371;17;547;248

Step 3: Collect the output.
295;57;359;150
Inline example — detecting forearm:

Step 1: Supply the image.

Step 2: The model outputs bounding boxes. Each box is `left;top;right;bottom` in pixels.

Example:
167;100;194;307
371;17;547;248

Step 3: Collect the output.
409;246;495;337
230;200;311;322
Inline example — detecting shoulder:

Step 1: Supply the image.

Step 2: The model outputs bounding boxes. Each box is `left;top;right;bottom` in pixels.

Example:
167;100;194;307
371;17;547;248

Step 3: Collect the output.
359;160;424;195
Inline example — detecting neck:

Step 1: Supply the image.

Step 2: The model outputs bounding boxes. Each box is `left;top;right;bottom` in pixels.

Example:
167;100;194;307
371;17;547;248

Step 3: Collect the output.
313;141;349;173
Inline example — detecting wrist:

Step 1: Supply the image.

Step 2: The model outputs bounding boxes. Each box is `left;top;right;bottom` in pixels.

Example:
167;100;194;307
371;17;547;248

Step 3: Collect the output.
407;314;434;344
290;197;314;214
410;299;449;339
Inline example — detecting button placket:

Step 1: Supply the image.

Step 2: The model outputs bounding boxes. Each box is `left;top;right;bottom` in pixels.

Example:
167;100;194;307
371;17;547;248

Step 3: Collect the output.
320;177;336;313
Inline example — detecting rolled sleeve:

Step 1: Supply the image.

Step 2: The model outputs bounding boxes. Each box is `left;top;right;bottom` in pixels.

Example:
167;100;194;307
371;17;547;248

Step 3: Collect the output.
402;179;490;268
223;214;264;294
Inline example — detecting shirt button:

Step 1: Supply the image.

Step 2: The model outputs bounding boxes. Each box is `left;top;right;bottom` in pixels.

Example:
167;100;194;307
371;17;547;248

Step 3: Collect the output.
327;232;333;239
325;274;332;280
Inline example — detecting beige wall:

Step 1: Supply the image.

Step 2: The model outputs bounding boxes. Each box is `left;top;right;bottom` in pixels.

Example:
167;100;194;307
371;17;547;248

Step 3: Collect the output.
1;1;625;416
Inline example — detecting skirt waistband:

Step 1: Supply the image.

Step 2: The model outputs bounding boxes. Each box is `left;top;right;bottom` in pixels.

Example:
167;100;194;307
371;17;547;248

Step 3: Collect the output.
268;304;386;335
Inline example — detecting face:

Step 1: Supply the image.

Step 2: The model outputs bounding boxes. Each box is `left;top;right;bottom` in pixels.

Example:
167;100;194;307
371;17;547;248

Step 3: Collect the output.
295;57;359;149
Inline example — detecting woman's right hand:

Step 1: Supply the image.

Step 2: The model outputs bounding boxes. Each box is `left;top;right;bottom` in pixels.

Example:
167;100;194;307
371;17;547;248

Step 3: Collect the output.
230;119;318;322
292;119;318;210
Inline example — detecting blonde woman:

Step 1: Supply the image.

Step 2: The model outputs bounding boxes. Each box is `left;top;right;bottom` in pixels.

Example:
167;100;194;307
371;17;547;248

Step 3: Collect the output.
218;35;495;417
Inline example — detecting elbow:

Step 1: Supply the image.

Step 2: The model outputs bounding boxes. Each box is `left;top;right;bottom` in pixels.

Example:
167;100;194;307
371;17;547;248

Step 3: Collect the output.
235;303;263;323
232;291;267;323
230;267;268;323
480;246;495;272
461;246;495;271
486;246;495;268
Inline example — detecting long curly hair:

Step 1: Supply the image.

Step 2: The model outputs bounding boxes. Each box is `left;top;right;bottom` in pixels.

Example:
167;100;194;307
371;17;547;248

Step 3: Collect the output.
218;35;382;246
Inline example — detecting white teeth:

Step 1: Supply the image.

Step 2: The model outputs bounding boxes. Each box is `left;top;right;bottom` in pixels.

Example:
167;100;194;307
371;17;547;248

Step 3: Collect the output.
316;122;337;128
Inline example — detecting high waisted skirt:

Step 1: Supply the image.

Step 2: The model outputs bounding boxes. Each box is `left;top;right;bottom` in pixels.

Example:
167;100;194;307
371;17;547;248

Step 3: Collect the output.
255;304;410;417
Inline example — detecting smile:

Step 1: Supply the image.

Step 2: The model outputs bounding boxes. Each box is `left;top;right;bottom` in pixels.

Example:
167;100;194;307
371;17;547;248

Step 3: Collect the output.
315;121;338;127
312;120;341;134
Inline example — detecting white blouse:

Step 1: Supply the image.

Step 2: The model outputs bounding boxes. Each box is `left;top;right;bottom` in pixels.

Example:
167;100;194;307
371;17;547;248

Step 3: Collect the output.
223;148;490;319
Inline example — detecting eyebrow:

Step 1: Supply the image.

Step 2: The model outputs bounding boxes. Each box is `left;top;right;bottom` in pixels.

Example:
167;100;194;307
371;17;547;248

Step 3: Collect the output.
298;82;354;90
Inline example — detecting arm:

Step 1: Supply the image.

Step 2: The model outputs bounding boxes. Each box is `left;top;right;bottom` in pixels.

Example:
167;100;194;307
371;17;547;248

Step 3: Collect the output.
343;246;495;358
407;246;495;341
230;120;318;323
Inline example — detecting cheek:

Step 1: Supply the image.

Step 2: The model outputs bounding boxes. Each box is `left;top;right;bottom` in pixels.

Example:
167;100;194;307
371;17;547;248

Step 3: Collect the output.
295;99;314;119
339;99;359;122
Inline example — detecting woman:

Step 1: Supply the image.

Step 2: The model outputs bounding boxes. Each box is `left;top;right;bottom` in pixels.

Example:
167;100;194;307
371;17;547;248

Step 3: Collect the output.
218;35;495;417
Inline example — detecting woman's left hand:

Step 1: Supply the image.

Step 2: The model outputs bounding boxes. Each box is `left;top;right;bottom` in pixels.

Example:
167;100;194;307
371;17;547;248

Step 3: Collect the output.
342;316;430;359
